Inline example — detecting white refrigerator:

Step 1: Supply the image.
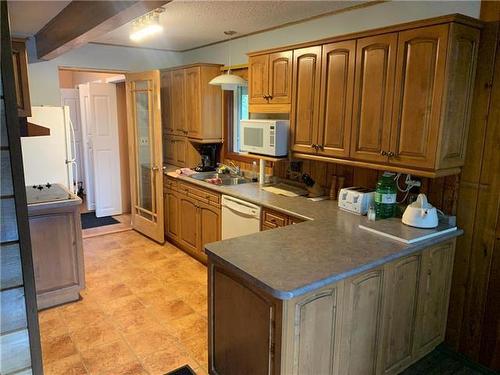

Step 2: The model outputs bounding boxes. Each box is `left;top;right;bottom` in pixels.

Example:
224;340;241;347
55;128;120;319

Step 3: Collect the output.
21;106;77;193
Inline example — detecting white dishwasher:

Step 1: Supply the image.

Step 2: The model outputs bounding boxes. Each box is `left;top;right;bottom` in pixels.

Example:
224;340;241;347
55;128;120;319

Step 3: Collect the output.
221;195;261;240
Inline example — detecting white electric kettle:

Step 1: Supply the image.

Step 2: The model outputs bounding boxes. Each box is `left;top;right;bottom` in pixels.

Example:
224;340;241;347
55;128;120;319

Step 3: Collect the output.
402;194;438;228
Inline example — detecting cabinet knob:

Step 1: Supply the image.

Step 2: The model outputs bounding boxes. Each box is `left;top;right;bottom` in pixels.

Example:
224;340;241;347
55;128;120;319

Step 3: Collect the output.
380;150;388;156
388;151;396;157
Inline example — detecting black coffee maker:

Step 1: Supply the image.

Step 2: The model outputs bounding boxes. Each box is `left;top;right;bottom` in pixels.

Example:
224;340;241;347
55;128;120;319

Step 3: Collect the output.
195;144;218;172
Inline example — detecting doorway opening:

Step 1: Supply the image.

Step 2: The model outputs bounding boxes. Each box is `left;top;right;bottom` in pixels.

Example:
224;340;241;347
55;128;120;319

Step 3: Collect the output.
58;67;132;237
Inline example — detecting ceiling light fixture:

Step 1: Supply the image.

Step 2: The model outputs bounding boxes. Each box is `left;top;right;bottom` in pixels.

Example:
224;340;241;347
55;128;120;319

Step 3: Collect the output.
209;31;247;90
130;8;164;42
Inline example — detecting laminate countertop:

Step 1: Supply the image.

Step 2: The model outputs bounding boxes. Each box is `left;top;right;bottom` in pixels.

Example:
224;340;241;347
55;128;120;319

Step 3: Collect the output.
164;166;462;300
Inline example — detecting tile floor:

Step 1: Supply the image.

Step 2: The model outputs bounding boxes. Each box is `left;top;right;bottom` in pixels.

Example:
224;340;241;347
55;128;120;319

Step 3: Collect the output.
38;230;209;375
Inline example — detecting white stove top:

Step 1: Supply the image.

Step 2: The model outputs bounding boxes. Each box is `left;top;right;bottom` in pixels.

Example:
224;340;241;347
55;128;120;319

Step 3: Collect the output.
26;183;72;205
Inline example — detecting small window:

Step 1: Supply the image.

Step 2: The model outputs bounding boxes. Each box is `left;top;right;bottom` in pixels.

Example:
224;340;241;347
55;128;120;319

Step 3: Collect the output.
232;86;248;153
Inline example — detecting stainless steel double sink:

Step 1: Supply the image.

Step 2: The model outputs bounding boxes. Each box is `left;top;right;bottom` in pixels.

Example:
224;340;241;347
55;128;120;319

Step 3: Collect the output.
189;171;251;186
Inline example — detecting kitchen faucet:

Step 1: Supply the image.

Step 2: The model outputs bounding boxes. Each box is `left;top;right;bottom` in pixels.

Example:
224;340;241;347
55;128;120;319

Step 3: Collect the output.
217;161;241;176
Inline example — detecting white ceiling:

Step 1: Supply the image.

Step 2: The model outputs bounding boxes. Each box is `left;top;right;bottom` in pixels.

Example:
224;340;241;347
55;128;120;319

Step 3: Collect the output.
7;0;368;52
8;1;71;38
94;1;368;51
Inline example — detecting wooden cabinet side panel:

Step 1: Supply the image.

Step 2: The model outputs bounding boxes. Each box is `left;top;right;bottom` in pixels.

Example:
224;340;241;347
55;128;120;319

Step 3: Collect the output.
249;55;269;104
379;255;421;375
318;40;356;158
11;40;31;117
210;264;282;375
268;51;293;104
350;33;397;163
290;46;322;154
339;268;384;375
437;24;480;169
390;25;449;169
29;213;79;293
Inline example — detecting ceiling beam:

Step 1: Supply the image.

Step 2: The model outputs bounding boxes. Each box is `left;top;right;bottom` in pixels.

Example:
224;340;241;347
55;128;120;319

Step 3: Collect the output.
35;0;170;60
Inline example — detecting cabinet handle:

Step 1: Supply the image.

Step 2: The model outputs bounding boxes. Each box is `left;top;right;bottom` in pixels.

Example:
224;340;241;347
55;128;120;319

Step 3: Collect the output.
311;144;318;150
268;94;273;100
388;151;396;157
380;150;388;156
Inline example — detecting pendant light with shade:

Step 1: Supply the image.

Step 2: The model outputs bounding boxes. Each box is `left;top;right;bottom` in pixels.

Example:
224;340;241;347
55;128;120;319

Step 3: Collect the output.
209;31;247;90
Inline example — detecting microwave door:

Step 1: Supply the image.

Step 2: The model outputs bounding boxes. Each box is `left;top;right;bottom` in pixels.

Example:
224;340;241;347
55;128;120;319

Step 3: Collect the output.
243;126;264;153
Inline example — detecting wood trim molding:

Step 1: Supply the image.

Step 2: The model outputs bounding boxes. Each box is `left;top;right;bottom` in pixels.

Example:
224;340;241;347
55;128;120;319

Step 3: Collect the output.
292;153;461;178
58;66;128;74
247;13;483;57
35;1;171;60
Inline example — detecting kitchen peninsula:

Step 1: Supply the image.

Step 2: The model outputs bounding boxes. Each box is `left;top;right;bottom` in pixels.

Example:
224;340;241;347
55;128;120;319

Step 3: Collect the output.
164;168;460;375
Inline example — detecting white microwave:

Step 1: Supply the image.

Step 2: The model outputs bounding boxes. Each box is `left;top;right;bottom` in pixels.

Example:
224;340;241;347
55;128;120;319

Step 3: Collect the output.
240;119;289;157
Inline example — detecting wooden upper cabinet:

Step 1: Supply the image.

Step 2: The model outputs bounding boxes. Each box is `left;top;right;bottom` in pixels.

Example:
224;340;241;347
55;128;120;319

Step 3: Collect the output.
171;69;187;135
350;33;397;164
435;23;479;170
248;51;292;112
11;39;31;117
290;46;322;154
317;40;356;158
249;54;269;104
185;67;202;138
160;70;173;134
389;25;448;169
268;51;293;104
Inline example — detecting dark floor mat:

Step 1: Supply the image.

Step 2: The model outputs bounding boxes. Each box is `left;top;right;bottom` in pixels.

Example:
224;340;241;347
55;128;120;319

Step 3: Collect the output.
165;365;196;375
81;212;119;229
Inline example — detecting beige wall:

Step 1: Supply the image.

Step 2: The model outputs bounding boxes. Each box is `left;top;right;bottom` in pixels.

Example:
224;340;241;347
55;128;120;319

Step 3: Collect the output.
58;69;125;89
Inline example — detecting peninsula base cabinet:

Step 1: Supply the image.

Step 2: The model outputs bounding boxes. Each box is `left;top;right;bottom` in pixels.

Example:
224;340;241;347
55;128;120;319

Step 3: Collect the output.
209;240;455;375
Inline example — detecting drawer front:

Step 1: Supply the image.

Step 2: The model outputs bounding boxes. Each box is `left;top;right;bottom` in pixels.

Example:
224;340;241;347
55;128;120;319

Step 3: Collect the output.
164;176;178;192
178;181;221;207
262;209;288;228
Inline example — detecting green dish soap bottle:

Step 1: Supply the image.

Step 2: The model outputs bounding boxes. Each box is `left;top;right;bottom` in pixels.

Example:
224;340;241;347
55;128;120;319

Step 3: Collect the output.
375;172;397;219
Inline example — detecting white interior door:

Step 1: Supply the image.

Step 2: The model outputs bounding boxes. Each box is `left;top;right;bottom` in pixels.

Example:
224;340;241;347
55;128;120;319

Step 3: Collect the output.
79;83;122;217
61;88;84;191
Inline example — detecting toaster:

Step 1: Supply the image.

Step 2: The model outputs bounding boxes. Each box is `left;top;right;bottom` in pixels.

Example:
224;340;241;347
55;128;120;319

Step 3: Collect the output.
338;187;375;215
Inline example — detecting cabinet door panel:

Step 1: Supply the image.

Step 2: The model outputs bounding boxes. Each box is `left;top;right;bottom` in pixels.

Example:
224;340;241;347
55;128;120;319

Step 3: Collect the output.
413;243;454;357
290;46;322;154
164;190;179;240
185;67;201;138
175;136;187;167
163;135;175;165
268;51;293;104
380;255;420;374
199;202;220;254
11;40;31;117
350;34;396;163
172;70;187;135
318;40;356;158
390;25;448;169
160;71;174;134
249;55;269;104
178;195;198;253
340;269;384;375
294;289;339;375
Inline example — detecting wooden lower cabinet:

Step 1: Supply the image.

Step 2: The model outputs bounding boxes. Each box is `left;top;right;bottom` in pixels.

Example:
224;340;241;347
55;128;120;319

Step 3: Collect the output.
261;207;306;231
164;178;220;263
209;240;456;375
